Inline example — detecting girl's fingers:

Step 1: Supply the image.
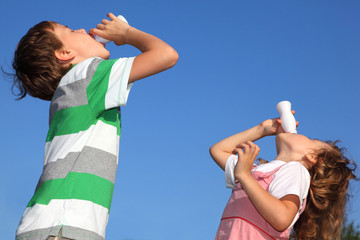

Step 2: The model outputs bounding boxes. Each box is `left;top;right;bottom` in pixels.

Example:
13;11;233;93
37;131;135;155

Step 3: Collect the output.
239;143;250;154
236;141;250;149
234;141;260;159
254;144;260;155
232;148;244;156
236;141;255;154
247;141;260;156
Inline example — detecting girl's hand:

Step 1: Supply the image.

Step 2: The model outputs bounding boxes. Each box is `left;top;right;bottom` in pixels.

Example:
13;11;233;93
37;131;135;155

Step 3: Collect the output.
89;13;132;46
233;141;260;179
259;110;297;137
233;140;300;231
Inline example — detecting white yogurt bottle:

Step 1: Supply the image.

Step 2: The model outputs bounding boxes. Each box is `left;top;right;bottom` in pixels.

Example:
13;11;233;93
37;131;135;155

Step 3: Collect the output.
276;100;297;134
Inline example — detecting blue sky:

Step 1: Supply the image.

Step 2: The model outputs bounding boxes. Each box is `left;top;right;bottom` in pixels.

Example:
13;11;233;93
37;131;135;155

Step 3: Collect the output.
1;0;359;239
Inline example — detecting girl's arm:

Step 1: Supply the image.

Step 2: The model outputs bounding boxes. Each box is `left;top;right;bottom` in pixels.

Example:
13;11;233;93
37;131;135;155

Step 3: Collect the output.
209;125;264;170
210;116;299;230
209;117;288;170
90;13;179;82
234;141;300;231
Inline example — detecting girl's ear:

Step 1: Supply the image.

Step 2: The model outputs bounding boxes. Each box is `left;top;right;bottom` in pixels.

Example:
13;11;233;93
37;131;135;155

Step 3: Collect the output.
54;48;75;63
305;153;318;166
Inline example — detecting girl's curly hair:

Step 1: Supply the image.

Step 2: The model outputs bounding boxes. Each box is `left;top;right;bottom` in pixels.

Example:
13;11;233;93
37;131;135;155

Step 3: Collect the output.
291;141;357;240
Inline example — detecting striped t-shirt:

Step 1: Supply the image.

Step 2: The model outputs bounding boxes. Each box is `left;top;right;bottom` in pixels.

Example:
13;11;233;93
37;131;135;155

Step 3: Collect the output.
16;56;135;240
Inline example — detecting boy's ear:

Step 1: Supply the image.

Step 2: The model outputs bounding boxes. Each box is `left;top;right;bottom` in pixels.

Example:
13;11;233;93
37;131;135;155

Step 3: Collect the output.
54;48;75;62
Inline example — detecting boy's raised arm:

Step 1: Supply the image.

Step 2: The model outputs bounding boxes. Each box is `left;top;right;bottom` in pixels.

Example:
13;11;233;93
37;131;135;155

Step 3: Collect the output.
124;26;178;82
90;13;178;83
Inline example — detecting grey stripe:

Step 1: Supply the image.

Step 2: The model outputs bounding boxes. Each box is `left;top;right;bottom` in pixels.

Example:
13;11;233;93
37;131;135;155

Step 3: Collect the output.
49;58;103;125
36;146;117;190
16;225;104;240
63;225;104;240
16;226;61;240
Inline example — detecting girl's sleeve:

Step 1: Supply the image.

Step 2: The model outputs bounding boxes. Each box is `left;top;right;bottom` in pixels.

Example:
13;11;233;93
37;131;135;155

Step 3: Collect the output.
225;155;238;189
269;162;310;208
224;155;257;189
86;57;135;115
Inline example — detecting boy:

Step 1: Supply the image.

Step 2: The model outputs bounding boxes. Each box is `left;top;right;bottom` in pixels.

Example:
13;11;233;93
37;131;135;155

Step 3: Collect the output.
13;13;178;240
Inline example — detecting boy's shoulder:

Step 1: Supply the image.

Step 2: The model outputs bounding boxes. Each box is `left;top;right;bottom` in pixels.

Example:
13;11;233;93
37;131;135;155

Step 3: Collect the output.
58;57;103;87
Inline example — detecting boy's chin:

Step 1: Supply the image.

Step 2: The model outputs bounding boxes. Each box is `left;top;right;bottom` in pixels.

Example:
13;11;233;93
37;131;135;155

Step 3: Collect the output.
99;51;110;60
104;50;110;59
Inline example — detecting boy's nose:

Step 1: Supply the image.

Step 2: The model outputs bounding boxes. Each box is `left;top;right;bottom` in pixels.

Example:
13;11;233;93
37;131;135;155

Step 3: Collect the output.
75;29;87;34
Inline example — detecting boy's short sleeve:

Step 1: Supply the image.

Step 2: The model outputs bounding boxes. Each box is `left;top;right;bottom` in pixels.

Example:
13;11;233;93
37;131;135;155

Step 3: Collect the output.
86;57;135;114
269;161;310;208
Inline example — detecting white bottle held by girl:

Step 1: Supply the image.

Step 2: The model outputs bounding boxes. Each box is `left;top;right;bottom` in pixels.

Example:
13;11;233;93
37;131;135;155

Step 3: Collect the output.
95;15;128;44
276;101;297;134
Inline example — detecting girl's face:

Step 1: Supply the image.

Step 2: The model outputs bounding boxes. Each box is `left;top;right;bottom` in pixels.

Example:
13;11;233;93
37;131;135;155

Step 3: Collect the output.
275;133;330;163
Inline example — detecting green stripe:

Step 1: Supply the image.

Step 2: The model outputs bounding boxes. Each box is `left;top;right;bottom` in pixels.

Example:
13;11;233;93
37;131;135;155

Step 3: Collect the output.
87;59;117;115
46;106;120;142
100;108;121;136
27;172;114;210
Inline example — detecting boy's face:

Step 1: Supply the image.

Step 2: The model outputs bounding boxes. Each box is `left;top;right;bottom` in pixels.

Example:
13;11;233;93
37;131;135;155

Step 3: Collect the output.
53;23;110;64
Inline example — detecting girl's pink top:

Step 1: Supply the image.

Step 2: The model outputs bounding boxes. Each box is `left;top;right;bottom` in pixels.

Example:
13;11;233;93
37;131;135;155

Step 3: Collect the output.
215;165;306;240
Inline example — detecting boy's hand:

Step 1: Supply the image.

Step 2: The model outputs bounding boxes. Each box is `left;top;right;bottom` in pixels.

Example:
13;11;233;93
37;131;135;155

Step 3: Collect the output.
89;13;132;46
259;110;298;137
233;141;260;179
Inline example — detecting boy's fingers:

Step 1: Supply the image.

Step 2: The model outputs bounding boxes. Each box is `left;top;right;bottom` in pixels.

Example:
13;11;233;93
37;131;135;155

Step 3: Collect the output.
107;13;117;20
89;28;100;35
97;24;105;30
102;19;110;25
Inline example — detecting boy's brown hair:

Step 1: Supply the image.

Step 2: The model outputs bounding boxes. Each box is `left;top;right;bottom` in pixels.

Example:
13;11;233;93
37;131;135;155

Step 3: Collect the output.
12;21;71;101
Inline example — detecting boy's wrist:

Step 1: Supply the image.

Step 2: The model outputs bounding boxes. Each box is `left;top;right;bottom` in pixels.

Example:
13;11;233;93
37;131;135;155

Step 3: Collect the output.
123;26;134;45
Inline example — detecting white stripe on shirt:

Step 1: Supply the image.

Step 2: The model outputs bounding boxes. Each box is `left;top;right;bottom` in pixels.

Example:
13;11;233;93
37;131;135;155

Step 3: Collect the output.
16;199;109;238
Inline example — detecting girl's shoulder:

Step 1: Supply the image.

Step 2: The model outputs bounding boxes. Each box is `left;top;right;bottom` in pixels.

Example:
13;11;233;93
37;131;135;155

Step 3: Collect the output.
254;160;308;174
278;161;309;175
270;161;311;204
252;160;287;173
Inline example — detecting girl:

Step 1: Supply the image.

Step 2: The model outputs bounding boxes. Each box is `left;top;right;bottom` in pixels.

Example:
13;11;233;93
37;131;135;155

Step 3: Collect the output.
210;115;356;240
